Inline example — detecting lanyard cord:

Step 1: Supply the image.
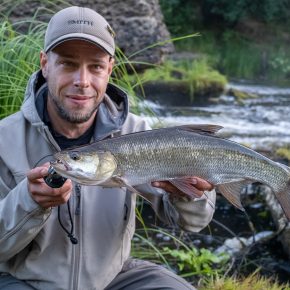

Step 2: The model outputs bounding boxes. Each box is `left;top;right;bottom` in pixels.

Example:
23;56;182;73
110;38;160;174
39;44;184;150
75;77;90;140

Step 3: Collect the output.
57;200;78;244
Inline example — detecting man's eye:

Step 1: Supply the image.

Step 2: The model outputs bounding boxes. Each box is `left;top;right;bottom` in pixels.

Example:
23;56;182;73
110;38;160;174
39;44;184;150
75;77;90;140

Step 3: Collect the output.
92;64;105;71
61;61;75;67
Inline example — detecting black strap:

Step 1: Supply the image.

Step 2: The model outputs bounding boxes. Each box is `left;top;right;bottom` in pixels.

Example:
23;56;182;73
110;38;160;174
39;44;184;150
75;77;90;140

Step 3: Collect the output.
57;200;78;245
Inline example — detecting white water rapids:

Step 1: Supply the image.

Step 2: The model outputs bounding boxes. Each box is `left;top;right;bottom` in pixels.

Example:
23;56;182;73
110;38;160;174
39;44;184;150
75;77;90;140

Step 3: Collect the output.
141;82;290;151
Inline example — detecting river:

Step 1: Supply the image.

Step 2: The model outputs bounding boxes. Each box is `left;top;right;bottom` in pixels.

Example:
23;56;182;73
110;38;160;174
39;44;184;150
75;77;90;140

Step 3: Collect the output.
138;81;290;284
141;82;290;151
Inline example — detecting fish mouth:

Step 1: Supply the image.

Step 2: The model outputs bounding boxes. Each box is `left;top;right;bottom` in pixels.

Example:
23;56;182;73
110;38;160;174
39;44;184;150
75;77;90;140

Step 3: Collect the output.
50;159;72;172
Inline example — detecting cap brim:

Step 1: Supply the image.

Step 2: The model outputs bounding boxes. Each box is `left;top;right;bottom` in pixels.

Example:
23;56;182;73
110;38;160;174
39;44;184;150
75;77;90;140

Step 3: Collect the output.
45;33;114;56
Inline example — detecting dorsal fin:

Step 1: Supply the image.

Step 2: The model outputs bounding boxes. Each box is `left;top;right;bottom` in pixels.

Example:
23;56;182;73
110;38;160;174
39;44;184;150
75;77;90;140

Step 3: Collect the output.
175;124;223;135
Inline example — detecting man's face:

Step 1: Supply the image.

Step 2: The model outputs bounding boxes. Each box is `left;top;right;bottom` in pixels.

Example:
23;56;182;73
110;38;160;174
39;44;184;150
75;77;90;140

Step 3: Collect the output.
40;40;114;124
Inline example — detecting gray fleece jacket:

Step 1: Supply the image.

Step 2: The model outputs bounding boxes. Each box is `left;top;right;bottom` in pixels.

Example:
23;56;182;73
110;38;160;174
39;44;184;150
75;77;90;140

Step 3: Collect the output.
0;71;216;290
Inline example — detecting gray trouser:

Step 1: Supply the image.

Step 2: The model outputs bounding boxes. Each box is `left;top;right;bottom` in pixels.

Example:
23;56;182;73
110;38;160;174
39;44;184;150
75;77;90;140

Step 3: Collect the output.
0;258;196;290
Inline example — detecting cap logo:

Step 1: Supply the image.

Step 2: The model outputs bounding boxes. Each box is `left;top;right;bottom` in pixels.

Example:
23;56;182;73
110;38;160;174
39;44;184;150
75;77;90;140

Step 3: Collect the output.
67;20;93;26
107;25;115;38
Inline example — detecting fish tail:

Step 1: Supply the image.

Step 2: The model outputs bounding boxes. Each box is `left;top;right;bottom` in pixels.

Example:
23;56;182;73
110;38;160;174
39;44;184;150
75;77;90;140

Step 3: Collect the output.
273;163;290;221
276;186;290;221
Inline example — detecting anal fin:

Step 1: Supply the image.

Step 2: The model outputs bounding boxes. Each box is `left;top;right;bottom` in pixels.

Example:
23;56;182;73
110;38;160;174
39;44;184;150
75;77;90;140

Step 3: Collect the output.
217;180;251;211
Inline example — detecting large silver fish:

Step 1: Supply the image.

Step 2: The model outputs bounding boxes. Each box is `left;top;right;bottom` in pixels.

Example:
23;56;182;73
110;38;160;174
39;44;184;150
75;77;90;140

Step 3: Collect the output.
52;125;290;221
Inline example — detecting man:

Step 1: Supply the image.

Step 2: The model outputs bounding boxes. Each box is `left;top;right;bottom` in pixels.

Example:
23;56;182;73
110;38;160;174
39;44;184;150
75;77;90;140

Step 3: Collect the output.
0;6;216;290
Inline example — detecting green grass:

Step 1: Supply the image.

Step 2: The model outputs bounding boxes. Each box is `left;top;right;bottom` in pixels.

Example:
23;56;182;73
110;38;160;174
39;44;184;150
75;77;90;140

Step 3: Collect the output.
128;58;227;102
200;272;290;290
0;20;44;118
276;146;290;161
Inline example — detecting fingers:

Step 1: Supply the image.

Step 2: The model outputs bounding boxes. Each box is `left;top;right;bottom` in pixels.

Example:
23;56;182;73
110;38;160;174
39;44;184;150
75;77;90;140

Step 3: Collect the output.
31;180;72;208
152;180;202;197
27;165;73;208
27;164;50;183
193;177;214;191
151;176;214;198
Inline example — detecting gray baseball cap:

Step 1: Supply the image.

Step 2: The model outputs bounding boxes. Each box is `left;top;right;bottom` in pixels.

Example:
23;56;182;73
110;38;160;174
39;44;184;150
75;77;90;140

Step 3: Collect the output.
44;6;115;56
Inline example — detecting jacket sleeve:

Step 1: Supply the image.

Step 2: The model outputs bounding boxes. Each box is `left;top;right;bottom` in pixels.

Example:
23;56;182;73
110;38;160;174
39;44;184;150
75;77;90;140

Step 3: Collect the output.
0;158;51;262
126;114;216;232
135;183;216;232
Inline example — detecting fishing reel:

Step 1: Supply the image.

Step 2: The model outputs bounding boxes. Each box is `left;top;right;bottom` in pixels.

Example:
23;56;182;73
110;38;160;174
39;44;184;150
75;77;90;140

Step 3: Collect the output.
44;165;67;188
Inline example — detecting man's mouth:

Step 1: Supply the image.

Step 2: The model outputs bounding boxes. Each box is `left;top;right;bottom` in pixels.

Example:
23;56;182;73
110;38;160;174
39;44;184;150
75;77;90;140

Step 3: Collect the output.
67;95;93;105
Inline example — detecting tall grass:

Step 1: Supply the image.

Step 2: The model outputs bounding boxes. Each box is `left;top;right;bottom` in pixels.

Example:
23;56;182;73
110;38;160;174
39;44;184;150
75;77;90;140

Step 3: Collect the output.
0;19;44;118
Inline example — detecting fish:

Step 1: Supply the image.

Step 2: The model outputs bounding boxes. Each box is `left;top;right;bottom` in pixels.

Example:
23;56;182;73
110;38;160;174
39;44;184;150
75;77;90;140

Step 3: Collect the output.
51;124;290;221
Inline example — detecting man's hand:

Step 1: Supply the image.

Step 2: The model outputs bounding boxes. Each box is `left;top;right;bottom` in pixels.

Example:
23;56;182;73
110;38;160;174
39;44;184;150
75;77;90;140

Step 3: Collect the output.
27;163;72;208
151;177;213;199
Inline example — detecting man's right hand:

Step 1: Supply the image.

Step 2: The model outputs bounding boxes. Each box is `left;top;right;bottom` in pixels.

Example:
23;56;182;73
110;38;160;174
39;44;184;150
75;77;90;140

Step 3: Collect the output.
27;163;72;208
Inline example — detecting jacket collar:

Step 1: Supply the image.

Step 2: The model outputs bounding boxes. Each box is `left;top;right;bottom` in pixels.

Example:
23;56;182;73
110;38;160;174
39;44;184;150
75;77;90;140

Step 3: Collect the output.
21;70;129;141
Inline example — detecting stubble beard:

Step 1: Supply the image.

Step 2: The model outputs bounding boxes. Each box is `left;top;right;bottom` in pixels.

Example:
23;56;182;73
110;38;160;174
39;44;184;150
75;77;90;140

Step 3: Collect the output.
49;91;99;124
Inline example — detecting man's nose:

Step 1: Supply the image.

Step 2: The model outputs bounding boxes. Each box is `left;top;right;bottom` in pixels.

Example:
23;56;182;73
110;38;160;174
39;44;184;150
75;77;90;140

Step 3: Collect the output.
73;66;90;88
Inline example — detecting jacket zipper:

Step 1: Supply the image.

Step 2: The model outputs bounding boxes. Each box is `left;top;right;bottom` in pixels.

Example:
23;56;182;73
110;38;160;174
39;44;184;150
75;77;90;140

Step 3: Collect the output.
71;184;81;290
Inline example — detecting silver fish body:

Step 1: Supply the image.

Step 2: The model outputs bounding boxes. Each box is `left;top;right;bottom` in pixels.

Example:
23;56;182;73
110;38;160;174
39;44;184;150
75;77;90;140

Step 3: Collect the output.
53;125;290;220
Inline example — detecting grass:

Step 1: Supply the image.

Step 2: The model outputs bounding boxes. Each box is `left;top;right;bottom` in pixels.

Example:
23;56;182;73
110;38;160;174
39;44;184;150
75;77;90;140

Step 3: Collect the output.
128;58;227;102
276;146;290;161
0;19;45;118
200;272;290;290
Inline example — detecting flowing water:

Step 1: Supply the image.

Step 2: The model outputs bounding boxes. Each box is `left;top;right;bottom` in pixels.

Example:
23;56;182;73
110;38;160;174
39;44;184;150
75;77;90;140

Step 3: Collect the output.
139;81;290;283
141;82;290;151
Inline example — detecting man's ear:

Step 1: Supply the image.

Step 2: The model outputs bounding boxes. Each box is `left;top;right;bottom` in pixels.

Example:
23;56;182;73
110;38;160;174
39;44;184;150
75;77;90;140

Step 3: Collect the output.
40;51;48;78
108;57;115;76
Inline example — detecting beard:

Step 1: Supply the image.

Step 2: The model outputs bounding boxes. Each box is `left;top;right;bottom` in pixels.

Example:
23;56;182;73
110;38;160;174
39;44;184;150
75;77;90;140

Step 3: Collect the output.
48;90;100;124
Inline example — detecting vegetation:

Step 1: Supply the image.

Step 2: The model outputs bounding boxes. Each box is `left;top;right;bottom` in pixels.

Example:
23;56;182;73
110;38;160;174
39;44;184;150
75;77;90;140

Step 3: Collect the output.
200;272;290;290
159;0;290;84
276;146;290;161
129;58;227;102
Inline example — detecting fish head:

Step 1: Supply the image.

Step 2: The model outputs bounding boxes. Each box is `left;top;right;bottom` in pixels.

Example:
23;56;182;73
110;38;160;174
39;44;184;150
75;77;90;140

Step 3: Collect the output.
52;150;117;185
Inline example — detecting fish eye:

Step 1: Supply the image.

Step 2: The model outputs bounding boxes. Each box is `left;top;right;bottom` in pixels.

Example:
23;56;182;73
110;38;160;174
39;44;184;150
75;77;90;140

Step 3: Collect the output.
69;151;80;161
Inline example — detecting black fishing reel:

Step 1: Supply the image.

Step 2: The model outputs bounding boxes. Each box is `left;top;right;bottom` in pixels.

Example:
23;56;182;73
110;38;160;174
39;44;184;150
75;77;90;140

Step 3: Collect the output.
44;165;67;188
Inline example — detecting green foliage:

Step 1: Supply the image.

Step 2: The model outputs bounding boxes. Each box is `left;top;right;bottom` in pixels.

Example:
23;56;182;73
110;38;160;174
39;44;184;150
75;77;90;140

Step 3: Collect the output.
0;19;44;118
276;146;290;161
132;227;230;282
160;0;290;83
130;58;227;100
160;0;290;31
200;272;290;290
159;0;199;36
163;246;229;277
202;0;290;26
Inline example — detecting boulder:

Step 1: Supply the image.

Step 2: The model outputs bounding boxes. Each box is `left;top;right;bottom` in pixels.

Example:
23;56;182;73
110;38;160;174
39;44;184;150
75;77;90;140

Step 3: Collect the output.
4;0;174;66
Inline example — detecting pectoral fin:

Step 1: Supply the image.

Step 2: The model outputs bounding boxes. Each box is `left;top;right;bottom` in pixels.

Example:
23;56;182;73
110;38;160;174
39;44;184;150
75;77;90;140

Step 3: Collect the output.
169;177;205;198
111;176;153;204
217;180;251;211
